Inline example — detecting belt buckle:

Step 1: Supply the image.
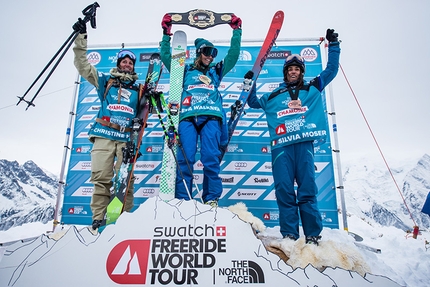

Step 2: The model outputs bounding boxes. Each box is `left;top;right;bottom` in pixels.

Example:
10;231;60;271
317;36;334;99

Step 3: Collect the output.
120;126;126;133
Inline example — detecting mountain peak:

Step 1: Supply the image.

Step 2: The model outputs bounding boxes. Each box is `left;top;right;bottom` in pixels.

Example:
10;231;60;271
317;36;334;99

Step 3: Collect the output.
0;159;58;231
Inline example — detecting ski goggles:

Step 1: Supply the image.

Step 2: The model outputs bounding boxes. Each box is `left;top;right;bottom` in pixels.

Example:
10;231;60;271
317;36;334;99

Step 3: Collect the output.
199;46;218;58
285;54;304;65
284;54;305;72
117;49;136;61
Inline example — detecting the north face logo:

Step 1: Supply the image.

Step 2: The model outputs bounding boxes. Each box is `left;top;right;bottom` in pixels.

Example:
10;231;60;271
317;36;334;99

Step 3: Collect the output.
275;124;286;135
182;96;191;106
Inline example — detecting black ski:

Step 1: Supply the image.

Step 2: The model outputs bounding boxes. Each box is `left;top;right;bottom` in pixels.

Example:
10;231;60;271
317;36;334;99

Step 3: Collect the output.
98;53;162;230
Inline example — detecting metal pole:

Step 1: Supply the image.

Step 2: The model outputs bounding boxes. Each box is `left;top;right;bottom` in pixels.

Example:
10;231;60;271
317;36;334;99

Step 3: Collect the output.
51;74;80;233
323;42;349;232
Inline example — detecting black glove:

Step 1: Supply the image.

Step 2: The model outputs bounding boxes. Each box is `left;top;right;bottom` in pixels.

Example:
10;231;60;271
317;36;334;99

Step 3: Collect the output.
326;29;338;43
244;70;254;79
73;18;87;34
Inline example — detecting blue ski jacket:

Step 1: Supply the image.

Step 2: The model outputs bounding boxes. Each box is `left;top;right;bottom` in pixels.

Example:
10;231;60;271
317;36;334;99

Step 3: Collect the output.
160;29;242;121
247;42;340;149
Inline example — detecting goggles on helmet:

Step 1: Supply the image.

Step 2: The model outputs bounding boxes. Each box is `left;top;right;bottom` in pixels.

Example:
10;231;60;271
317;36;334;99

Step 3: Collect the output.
117;49;136;61
284;54;305;72
199;46;218;58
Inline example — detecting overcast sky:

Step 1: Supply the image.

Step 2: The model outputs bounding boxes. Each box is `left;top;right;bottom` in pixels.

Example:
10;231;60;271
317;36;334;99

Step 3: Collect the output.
1;0;429;174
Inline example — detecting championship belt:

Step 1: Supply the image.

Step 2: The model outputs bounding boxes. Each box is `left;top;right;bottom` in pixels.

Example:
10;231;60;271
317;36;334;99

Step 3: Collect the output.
169;9;233;29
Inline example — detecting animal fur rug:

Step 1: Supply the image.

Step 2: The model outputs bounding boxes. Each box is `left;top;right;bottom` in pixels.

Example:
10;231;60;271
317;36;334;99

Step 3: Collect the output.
227;202;370;276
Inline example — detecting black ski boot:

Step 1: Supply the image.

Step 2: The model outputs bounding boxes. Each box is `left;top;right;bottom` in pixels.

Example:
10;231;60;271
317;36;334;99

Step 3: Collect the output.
284;234;298;241
306;235;322;246
92;220;103;230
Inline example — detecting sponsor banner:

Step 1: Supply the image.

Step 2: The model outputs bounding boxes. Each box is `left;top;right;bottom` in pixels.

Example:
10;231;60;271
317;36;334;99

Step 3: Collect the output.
62;43;338;229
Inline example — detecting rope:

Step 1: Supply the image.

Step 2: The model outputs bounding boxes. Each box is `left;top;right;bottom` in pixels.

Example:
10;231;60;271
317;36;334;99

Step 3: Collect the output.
2;85;75;111
339;63;417;228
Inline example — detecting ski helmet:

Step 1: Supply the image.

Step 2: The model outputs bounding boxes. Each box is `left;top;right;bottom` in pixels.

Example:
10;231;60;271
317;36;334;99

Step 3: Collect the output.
283;54;305;74
117;49;137;68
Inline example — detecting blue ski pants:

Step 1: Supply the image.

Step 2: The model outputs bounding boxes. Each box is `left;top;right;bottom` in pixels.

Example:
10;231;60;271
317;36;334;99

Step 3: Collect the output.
271;141;322;238
90;137;134;220
176;116;222;202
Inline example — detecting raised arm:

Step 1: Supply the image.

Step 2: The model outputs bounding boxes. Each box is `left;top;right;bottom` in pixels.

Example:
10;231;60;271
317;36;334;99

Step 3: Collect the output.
72;18;99;87
221;14;242;78
160;14;173;72
315;29;341;91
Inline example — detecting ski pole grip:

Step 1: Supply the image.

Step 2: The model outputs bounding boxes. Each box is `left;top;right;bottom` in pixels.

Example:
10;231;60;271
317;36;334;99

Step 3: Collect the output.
82;2;100;29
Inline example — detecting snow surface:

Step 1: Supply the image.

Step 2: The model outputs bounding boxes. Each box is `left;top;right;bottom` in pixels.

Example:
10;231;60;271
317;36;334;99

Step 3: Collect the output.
1;155;429;286
1;210;429;287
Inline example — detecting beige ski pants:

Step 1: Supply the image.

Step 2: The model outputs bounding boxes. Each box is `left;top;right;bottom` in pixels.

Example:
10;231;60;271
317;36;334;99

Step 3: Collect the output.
90;137;134;220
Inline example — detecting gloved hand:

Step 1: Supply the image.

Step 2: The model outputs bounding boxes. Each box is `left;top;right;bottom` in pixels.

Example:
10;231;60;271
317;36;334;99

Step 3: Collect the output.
244;70;254;79
161;13;173;36
229;14;242;30
326;28;339;43
72;18;87;34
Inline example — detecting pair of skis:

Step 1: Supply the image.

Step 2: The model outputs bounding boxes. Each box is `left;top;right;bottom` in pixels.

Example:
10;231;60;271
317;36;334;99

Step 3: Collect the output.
98;53;163;230
158;31;187;201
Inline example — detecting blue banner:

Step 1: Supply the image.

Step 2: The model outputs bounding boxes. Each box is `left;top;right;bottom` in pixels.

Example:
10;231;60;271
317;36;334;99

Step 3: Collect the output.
62;42;339;229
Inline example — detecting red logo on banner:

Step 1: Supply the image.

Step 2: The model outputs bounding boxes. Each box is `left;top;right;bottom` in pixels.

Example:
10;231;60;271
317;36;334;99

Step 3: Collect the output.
106;240;151;284
182;96;192;106
275;124;286;135
146;146;152;152
263;213;270;220
216;226;227;236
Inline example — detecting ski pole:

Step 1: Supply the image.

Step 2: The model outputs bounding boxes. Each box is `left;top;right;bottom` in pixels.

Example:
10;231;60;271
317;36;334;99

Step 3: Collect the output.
24;33;80;110
161;94;204;202
16;30;78;108
151;94;194;201
160;97;204;200
150;93;204;203
17;2;100;110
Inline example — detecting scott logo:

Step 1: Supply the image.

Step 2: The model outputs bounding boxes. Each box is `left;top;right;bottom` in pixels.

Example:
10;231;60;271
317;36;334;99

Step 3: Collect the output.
106;240;151;284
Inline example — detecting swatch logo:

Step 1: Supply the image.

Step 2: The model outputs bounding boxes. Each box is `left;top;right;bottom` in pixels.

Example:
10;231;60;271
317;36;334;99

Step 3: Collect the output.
106;240;151;284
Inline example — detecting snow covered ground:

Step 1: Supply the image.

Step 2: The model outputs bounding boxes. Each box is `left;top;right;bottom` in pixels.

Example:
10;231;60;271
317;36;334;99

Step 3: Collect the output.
1;209;429;287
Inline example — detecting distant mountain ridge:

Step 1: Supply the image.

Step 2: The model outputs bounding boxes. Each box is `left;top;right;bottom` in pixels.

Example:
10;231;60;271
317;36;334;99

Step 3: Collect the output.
1;155;429;232
0;159;58;231
342;154;430;231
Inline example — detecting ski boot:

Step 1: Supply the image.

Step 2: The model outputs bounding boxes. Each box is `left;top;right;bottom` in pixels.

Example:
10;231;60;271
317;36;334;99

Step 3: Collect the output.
306;235;322;246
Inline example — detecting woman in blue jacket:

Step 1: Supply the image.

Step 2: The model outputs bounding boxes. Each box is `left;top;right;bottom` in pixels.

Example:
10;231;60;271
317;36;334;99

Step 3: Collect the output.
160;14;242;206
247;29;340;245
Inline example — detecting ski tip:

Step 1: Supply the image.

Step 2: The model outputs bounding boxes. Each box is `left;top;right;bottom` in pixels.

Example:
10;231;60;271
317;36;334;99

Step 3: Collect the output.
173;30;186;36
274;10;284;21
